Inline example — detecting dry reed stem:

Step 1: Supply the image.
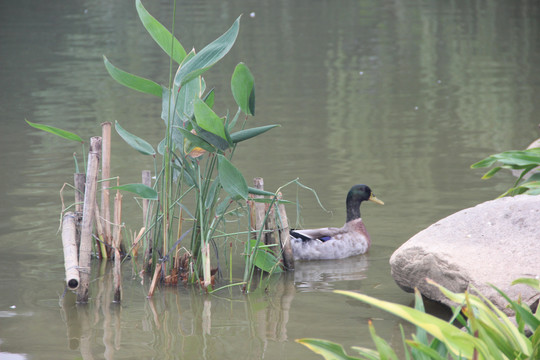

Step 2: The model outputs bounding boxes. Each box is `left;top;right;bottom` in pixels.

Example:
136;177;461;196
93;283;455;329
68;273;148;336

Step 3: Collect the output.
101;122;112;257
77;136;101;303
277;192;294;270
112;184;123;303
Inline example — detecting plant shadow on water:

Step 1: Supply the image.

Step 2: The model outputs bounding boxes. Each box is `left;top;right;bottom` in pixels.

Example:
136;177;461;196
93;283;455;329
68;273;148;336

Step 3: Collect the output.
54;255;388;359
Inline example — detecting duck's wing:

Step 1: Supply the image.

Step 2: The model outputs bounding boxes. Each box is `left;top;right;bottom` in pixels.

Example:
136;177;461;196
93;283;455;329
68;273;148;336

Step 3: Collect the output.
290;226;345;243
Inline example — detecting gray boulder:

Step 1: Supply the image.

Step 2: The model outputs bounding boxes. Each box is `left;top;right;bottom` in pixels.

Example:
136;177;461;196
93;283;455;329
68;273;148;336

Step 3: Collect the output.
390;195;540;314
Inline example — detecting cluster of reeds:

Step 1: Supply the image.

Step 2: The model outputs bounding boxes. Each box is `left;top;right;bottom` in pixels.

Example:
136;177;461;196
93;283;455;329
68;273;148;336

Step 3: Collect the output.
28;0;303;303
101;0;299;295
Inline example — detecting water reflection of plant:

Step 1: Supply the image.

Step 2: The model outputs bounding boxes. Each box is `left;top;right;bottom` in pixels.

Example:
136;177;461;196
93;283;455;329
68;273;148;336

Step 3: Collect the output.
297;278;540;360
103;0;288;293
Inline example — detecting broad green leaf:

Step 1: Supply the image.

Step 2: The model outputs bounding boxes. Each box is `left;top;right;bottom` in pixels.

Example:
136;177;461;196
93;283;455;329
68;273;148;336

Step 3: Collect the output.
191;125;230;151
205;178;221;209
115;121;155;156
25;119;83;143
217;154;248;201
174;16;241;87
253;249;282;273
135;0;186;64
334;290;487;359
215;196;232;217
248;187;277;197
512;278;540;292
368;321;399;360
109;183;157;200
230;124;280;143
103;56;162;97
203;88;215;108
427;280;532;356
482;166;502;179
296;339;361;360
231;62;255;115
471;156;497;169
175;127;215;154
193;99;227;140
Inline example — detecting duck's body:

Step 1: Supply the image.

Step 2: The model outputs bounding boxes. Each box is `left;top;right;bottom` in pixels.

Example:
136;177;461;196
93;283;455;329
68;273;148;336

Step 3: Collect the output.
290;185;383;261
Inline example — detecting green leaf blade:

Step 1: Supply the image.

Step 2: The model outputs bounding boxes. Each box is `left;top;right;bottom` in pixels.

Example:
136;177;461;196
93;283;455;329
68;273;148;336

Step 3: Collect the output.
230;125;280;143
296;338;361;360
135;0;186;64
115;121;156;156
193;99;227;141
231;62;255;115
174;16;241;87
25;119;83;143
110;183;157;200
103;56;162;97
217;154;248;201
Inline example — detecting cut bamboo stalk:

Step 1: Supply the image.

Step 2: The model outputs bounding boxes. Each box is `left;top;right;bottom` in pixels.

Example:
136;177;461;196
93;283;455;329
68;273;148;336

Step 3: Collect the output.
147;264;161;298
277;192;294;271
112;185;123;303
101;122;112;258
74;173;85;213
77;136;102;304
62;212;80;290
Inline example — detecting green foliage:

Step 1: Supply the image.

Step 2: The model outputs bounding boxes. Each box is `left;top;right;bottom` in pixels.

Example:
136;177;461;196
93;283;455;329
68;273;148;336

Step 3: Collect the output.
25;119;83;143
104;1;281;290
114;121;156;156
298;278;540;360
471;148;540;197
103;56;162;97
135;0;186;64
108;183;158;200
231;62;255;115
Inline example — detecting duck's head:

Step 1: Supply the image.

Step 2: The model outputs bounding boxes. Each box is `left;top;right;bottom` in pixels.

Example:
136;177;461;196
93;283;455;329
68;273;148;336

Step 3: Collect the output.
346;184;384;221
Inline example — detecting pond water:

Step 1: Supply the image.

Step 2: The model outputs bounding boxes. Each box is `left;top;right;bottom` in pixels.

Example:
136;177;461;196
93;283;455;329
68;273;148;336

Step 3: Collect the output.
1;0;540;359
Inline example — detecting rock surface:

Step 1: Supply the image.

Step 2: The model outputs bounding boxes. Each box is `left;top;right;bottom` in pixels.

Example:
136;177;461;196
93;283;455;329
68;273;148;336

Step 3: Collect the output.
390;195;540;314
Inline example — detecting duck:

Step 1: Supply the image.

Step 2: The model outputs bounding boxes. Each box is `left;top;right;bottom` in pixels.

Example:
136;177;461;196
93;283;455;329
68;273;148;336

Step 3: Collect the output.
290;184;384;261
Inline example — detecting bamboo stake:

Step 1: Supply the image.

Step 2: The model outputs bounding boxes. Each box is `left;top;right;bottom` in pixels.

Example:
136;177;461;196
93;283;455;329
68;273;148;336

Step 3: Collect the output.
74;173;85;213
112;183;123;303
62;212;80;290
77;136;102;304
277;192;294;270
101;122;112;258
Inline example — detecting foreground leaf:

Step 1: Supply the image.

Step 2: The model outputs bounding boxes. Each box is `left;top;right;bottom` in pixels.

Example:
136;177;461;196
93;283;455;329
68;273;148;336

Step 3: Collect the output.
109;183;157;200
231;62;255;115
334;290;486;359
230;124;280;143
103;56;162;97
194;99;227;140
115;121;156;156
217;154;248;201
26;119;83;143
174;16;241;87
296;338;361;360
135;0;186;64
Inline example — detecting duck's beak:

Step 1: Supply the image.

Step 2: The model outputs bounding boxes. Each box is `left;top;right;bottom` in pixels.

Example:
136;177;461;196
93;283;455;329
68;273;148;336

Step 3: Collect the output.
369;194;384;205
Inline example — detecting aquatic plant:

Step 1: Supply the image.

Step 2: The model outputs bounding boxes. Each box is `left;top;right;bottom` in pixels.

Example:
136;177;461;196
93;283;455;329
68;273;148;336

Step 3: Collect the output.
104;0;284;292
297;278;540;360
471;148;540;197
